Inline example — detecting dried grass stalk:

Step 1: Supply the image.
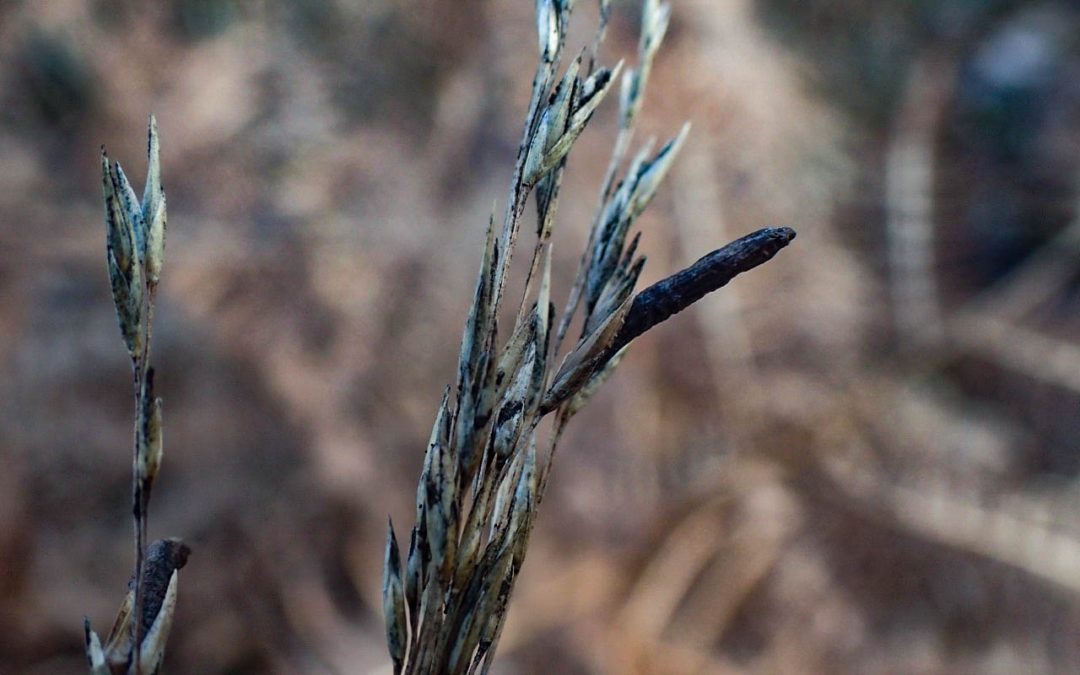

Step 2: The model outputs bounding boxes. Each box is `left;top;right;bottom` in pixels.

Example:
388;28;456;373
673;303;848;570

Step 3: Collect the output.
85;117;188;675
382;1;796;673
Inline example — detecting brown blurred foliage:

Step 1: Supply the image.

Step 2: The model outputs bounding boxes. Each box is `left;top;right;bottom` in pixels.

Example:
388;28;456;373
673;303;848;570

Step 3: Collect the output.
1;0;1078;673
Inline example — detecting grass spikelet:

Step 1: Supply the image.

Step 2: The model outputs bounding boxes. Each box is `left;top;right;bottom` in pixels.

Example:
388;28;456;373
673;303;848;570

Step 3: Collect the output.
85;117;187;675
384;520;408;674
378;2;798;671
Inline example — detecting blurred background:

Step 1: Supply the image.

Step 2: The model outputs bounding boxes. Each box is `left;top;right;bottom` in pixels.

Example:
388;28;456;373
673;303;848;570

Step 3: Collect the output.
1;0;1079;672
